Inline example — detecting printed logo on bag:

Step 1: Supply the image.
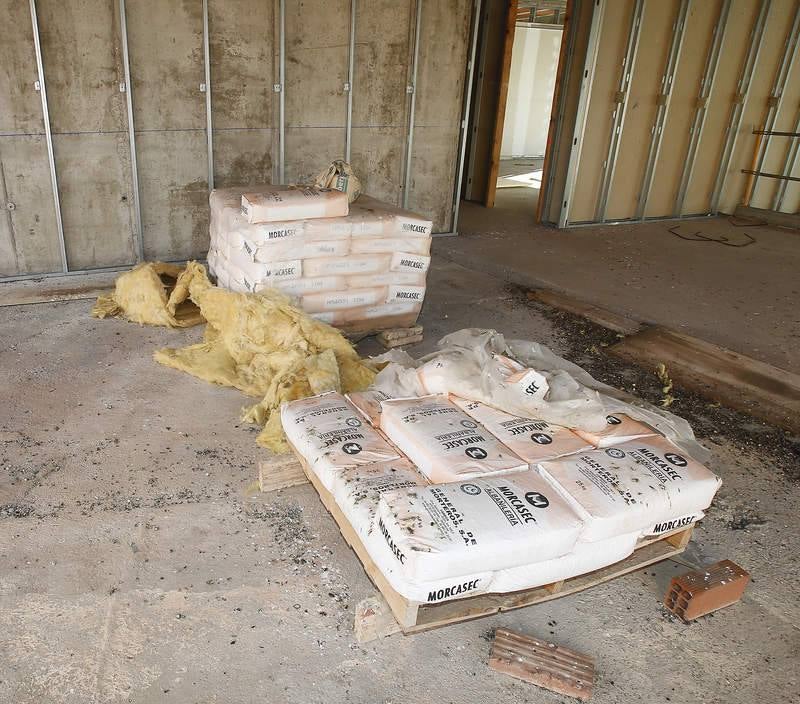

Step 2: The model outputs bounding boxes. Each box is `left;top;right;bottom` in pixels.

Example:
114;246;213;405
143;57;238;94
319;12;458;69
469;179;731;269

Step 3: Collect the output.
402;223;429;234
464;446;488;460
531;432;553;445
605;447;626;459
427;578;480;603
651;515;695;534
345;417;362;428
606;415;622;425
378;518;406;564
460;419;478;429
664;452;687;467
399;258;424;269
525;491;550;509
342;442;363;455
524;380;541;395
460;483;482;496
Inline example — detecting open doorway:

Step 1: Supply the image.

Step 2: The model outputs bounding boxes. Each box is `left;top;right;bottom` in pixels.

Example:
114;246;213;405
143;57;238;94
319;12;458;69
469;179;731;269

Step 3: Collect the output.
463;1;567;217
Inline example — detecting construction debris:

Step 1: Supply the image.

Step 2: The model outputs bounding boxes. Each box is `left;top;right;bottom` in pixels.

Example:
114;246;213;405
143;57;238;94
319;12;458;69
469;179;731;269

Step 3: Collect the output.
377;325;424;349
489;627;595;701
664;559;750;622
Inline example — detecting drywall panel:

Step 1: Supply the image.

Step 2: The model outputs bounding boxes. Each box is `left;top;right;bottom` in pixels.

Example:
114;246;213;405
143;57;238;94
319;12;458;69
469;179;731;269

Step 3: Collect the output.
568;0;634;222
643;0;719;217
0;136;61;275
408;0;472;230
126;0;207;261
0;4;61;275
350;0;413;204
38;0;135;270
724;0;798;213
500;26;562;159
682;0;760;215
137;131;209;261
0;3;43;135
284;0;349;183
546;0;593;224
605;0;675;220
209;0;274;190
52;133;136;269
213;130;273;189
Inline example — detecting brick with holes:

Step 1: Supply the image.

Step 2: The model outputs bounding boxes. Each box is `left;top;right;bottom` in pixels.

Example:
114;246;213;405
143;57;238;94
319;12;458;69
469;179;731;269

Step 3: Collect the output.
664;559;750;622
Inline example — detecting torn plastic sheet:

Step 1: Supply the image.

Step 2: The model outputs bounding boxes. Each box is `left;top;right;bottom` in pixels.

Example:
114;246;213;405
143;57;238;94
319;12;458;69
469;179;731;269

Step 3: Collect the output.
371;328;709;462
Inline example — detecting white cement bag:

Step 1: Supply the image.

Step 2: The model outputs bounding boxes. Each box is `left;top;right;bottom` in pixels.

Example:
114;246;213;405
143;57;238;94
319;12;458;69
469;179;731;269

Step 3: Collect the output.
379;395;526;483
347;389;391;426
351;237;432;256
376;471;583;582
281;393;401;486
301;287;386;313
226;245;302;284
538;435;721;542
242;186;349;223
303;254;389;277
574;412;658;448
272;275;345;296
386;285;426;306
450;397;592;465
350;195;433;237
330;458;427;532
347;271;426;288
390;252;430;274
235;236;350;263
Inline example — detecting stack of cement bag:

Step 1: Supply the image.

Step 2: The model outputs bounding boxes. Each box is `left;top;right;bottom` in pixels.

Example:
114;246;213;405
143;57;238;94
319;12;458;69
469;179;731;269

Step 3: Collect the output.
281;387;721;605
207;185;433;333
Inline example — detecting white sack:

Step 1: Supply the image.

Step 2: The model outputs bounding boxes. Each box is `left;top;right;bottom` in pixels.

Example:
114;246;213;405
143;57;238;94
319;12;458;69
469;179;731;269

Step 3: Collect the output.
376;471;583;582
379;395;526;483
303;254;389;278
301;287;386;313
386;285;426;306
450;397;592;465
390;252;430;274
538;435;721;542
347;389;391;426
574;412;658;448
347;271;426;288
242;186;349;223
351;237;431;256
272;276;345;296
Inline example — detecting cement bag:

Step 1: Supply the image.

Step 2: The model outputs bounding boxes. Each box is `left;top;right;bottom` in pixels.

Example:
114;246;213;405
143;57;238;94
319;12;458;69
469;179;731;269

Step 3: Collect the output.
574;412;658;448
242;186;349;223
303;254;389;278
301;287;386;314
538;435;721;542
386;285;426;306
347;388;391;426
281;392;401;486
273;275;345;296
351;237;431;256
347;271;426;288
350;195;433;237
376;471;583;582
331;458;427;532
379;395;526;483
450;397;592;465
390;252;430;274
313;160;362;203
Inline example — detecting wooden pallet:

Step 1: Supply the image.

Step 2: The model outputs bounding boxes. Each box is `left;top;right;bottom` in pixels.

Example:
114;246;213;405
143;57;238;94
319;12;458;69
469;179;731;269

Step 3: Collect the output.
282;442;695;639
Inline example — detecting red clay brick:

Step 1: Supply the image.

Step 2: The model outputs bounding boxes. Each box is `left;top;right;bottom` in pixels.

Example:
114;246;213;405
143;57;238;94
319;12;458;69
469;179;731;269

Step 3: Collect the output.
664;559;750;622
489;627;594;701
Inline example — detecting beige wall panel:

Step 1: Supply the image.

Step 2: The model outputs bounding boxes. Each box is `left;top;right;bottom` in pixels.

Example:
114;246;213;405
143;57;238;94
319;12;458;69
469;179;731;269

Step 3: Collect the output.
745;2;800;210
137;132;209;262
0;136;62;275
37;0;127;134
644;0;720;217
682;0;760;215
350;127;407;204
606;0;677;220
718;0;797;213
568;0;634;223
407;0;471;230
53;133;136;270
547;0;594;223
284;0;349;183
779;174;799;213
351;0;413;204
213;130;273;190
209;0;275;131
0;3;44;134
126;1;205;131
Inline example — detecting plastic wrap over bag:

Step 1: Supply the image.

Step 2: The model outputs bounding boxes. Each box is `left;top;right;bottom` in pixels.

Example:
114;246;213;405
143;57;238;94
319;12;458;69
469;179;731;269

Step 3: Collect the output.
371;328;709;462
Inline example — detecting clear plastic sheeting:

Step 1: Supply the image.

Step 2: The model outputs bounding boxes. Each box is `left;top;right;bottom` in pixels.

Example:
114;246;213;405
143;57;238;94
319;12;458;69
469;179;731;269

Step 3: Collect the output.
372;328;709;462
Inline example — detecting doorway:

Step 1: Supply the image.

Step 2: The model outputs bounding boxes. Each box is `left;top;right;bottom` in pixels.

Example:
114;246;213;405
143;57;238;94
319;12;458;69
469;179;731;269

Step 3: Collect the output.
463;1;567;218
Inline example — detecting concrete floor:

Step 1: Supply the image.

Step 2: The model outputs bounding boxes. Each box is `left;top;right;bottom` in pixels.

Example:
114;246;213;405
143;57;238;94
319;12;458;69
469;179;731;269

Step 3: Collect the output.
452;189;800;373
1;258;798;703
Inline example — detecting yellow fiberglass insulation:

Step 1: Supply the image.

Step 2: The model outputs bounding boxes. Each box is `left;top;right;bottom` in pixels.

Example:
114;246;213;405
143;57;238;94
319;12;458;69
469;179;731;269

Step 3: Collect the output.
149;262;377;452
91;261;205;328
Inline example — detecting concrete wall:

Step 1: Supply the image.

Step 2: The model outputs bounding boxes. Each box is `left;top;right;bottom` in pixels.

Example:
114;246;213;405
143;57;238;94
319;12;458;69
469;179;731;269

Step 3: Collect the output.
0;0;473;278
500;26;561;159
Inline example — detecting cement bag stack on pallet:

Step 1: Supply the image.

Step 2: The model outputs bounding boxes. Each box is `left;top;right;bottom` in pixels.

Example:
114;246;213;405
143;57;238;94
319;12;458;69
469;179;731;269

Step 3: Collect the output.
282;387;722;605
207;186;433;333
